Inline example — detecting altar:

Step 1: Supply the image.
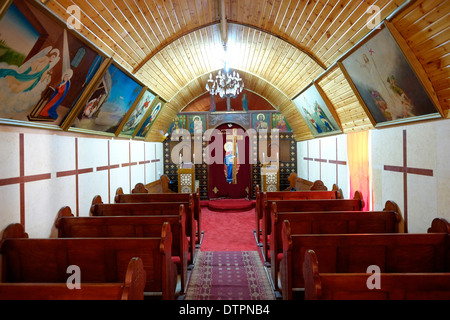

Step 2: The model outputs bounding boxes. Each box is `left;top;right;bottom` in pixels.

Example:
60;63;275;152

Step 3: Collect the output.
163;110;297;200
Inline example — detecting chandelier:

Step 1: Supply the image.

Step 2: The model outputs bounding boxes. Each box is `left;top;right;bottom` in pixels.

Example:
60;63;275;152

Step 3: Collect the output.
206;69;244;99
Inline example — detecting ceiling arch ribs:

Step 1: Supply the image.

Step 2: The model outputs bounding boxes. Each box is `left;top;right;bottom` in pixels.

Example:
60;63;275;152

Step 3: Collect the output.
136;23;325;103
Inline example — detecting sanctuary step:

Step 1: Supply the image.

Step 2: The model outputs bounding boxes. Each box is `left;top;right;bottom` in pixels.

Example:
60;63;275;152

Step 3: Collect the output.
203;198;255;212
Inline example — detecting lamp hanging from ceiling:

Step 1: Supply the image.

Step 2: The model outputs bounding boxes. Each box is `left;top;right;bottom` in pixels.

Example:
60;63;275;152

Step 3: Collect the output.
205;68;244;100
206;0;244;111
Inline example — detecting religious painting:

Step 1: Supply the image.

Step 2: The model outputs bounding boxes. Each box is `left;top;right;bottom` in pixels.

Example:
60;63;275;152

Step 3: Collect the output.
341;24;441;127
135;101;163;139
209;123;250;199
272;113;292;132
118;89;157;137
0;0;106;127
293;84;342;137
251;112;270;131
69;62;143;135
168;114;187;135
188;114;206;134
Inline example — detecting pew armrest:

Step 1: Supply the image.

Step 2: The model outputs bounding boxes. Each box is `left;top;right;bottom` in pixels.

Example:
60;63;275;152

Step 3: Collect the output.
280;220;293;300
428;218;450;234
303;250;322;300
122;257;146;300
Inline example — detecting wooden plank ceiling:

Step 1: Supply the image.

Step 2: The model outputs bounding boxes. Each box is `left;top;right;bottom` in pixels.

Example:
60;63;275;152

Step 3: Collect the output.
45;0;449;141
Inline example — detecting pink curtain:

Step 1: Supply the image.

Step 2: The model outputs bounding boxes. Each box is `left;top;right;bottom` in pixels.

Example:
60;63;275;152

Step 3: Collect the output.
347;131;372;211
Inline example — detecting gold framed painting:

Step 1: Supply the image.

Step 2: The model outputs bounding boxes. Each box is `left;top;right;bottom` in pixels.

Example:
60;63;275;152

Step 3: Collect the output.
340;22;442;127
0;0;108;130
293;83;342;138
134;100;165;140
66;61;145;137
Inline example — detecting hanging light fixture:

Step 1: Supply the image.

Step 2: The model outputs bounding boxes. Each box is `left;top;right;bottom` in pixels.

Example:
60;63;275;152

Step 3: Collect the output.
206;0;244;110
205;67;244;100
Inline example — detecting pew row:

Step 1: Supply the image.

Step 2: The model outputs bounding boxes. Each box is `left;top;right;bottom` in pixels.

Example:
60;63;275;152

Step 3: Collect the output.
280;218;450;300
303;249;450;300
0;256;146;300
55;206;188;292
138;175;174;193
91;195;196;265
269;200;403;289
115;187;202;246
254;182;344;245
262;194;364;263
1;222;177;300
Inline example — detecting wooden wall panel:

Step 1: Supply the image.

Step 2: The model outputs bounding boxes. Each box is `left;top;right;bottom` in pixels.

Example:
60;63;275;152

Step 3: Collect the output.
42;0;448;142
392;0;450;114
318;66;374;134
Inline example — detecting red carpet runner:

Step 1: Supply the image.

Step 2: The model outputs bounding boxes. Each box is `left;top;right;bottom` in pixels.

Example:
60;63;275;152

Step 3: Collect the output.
200;207;257;251
185;251;275;300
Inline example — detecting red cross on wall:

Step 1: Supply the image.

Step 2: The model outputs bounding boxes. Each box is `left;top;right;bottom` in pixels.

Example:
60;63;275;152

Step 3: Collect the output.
121;142;139;192
303;139;347;187
303;141;313;181
96;140;120;203
0;134;51;226
384;130;434;233
56;138;93;216
328;138;347;188
150;143;161;178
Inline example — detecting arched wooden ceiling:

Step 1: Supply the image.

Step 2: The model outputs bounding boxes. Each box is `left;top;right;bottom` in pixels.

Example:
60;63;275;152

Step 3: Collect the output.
45;0;449;142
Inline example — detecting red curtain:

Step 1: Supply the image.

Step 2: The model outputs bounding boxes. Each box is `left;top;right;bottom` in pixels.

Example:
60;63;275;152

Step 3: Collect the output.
347;131;372;211
208;123;251;199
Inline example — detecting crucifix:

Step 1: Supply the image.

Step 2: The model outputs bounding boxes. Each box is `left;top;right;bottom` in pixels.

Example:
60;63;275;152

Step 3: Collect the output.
384;130;434;233
328;138;347;187
225;128;244;184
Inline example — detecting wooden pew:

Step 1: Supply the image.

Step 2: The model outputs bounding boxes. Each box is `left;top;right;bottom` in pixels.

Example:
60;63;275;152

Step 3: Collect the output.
0;256;146;300
269;200;403;289
261;193;364;263
280;219;450;300
55;206;188;292
254;182;344;247
91;195;196;265
303;249;450;300
115;187;203;247
284;173;345;192
0;223;177;299
141;174;175;193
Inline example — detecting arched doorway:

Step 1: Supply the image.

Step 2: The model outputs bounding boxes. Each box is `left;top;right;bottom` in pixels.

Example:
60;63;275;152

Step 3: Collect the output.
208;123;251;199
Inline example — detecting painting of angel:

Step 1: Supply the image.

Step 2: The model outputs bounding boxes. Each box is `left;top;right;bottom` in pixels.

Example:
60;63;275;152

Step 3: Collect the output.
0;0;105;125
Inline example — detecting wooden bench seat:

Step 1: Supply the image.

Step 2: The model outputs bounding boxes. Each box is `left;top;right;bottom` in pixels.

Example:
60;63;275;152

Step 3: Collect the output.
91;195;196;264
262;195;364;262
115;187;202;246
0;257;146;300
280;218;450;299
303;249;450;300
55;205;188;292
269;201;403;289
1;223;177;300
254;183;342;245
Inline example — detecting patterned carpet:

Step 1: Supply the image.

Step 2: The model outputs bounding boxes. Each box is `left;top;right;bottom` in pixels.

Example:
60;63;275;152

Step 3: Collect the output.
184;251;275;300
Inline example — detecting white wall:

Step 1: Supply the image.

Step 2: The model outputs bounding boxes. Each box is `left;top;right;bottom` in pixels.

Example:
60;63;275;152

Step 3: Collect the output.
0;126;163;238
297;134;349;198
297;118;450;233
371;119;450;233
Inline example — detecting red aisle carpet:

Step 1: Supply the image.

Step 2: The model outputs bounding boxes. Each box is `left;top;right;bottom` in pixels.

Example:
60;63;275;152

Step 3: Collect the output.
200;205;257;251
207;198;255;212
185;251;275;300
